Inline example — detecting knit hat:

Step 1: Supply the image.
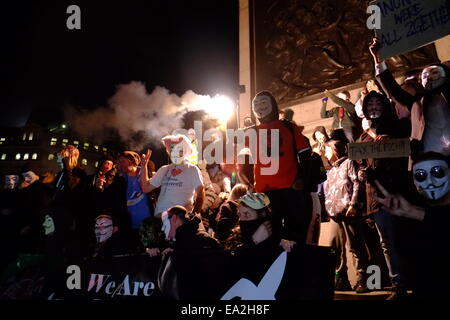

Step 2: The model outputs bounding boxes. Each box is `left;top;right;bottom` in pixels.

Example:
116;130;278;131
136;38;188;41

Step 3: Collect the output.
21;162;40;176
120;151;140;167
238;192;270;210
98;154;114;166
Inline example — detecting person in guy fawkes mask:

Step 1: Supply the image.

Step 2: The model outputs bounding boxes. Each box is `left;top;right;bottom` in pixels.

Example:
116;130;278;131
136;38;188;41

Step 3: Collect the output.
89;214;133;259
370;37;450;157
139;135;204;254
249;90;313;252
140;135;204;218
374;152;450;298
357;91;412;299
3;175;19;190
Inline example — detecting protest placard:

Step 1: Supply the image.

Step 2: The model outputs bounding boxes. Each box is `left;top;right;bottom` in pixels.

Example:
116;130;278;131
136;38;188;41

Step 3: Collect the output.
373;0;450;60
348;138;411;160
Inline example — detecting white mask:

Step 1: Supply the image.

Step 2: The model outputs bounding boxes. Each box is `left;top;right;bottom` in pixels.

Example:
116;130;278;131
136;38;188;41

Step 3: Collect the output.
421;66;446;91
413;159;450;201
4;175;19;189
161;210;171;240
95;216;114;243
42;215;55;235
252;95;273;120
22;171;39;186
366;97;384;119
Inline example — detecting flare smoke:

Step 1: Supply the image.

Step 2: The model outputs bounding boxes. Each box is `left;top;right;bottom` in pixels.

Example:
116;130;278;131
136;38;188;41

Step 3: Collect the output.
65;82;222;151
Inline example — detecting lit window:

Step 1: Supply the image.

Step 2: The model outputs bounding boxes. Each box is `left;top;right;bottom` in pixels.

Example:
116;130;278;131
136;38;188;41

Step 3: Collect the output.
95;161;99;168
0;137;5;145
50;138;57;146
94;145;99;151
15;153;21;160
23;153;29;160
28;132;34;141
1;154;6;160
81;159;87;166
48;154;55;161
62;139;68;146
73;140;79;146
83;143;89;150
22;133;27;141
103;147;107;152
32;153;37;160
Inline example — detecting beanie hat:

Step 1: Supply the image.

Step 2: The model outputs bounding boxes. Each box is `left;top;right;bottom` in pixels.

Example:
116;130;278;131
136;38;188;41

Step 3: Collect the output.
120;151;140;166
21;162;40;176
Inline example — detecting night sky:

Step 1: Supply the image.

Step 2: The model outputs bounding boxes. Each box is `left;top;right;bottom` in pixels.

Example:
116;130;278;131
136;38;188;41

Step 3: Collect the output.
2;0;239;127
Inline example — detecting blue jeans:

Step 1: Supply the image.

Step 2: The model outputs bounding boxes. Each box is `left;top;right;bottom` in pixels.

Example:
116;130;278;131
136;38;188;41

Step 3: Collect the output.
373;209;405;287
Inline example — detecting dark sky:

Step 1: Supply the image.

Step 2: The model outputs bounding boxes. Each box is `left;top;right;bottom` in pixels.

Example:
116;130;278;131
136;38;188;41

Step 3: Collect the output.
2;0;239;127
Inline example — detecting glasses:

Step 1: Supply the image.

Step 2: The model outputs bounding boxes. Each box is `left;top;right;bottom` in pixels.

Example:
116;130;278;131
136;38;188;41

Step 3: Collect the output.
414;166;447;182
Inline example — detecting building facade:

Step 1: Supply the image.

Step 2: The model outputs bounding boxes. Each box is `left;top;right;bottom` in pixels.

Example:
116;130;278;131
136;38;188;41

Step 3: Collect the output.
0;122;114;182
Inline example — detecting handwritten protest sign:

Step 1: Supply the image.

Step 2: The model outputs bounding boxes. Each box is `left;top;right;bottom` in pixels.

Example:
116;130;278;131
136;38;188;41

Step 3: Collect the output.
373;0;450;60
348;138;410;160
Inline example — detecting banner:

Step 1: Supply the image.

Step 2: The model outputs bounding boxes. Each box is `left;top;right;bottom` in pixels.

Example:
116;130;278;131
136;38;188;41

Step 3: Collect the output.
374;0;450;60
0;245;336;301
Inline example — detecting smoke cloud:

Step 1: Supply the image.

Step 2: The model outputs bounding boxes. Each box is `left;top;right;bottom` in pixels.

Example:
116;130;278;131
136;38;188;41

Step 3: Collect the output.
65;82;224;151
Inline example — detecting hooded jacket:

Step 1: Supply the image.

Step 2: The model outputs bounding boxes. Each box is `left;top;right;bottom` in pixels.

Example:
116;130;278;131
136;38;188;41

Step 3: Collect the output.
174;215;220;251
376;62;450;154
357;91;412;214
169;215;228;300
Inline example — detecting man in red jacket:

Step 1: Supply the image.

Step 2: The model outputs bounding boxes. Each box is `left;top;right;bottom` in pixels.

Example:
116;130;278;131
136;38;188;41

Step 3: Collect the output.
248;91;312;251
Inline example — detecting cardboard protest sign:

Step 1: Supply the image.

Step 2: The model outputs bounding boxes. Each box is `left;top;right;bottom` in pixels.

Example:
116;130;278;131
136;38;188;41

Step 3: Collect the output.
373;0;450;60
348;138;411;160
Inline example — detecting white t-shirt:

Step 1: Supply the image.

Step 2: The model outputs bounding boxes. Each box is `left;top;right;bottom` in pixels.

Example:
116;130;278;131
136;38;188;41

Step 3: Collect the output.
150;163;204;216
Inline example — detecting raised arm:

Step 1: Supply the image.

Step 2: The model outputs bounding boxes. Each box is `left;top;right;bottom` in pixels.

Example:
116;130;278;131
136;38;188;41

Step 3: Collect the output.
139;149;157;193
324;89;355;113
320;97;334;118
370;37;417;109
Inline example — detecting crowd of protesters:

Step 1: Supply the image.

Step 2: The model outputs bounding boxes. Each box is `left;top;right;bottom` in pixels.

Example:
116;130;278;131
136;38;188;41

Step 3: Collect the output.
1;37;450;300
